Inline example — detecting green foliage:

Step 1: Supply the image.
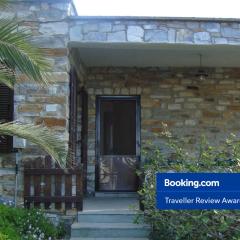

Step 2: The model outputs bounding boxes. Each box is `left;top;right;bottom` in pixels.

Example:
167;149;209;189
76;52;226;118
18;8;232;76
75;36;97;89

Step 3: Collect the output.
0;204;66;240
0;233;10;240
0;122;67;167
139;128;240;240
0;19;50;88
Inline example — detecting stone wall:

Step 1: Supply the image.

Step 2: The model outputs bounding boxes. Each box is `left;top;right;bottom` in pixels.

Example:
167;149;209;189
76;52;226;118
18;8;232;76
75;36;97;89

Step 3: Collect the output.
0;0;75;201
2;0;240;200
85;67;240;194
69;17;240;44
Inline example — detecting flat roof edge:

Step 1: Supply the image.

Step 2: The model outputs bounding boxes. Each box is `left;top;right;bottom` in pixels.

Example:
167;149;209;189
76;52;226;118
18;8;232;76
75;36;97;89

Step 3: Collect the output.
68;15;240;22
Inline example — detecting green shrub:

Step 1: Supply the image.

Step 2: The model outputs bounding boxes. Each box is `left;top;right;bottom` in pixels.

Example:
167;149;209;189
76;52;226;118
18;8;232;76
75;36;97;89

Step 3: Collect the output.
139;127;240;240
0;205;65;240
0;233;10;240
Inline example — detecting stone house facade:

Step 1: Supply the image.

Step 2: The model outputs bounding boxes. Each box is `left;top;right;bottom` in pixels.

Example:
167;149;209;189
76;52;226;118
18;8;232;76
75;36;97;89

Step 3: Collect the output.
1;0;240;201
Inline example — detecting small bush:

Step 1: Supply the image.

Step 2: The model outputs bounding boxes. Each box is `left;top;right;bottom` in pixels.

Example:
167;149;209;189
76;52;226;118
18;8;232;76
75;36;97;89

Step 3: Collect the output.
0;233;10;240
0;205;65;240
139;127;240;240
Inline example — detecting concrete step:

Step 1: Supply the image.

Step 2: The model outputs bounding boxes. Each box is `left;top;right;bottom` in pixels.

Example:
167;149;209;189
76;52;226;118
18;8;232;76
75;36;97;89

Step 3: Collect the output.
71;223;150;238
78;210;143;223
70;238;149;240
95;192;138;198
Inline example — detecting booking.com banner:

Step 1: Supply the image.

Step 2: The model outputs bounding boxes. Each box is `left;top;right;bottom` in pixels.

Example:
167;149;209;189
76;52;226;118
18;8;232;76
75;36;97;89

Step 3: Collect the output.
156;173;240;210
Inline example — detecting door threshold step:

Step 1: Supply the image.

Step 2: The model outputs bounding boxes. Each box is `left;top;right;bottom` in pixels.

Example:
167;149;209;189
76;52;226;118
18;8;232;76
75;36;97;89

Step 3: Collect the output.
70;238;149;240
79;210;141;214
95;192;138;198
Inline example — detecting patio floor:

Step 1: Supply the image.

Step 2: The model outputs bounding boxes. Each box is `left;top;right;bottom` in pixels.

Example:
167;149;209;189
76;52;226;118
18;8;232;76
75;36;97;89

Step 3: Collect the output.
82;196;139;212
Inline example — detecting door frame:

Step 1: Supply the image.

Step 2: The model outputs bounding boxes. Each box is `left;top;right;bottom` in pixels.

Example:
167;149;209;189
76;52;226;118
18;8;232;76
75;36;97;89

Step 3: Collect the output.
95;95;141;192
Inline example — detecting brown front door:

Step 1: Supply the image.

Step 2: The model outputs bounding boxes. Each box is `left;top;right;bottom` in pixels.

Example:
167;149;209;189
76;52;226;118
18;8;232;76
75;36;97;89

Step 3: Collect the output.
96;96;140;192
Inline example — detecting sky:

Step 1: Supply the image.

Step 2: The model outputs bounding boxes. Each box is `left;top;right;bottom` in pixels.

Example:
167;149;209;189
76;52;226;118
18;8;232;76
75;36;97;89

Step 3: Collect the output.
73;0;240;18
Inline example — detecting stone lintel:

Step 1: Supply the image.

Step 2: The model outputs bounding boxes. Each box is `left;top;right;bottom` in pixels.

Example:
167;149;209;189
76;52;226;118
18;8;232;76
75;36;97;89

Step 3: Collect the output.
69;15;240;23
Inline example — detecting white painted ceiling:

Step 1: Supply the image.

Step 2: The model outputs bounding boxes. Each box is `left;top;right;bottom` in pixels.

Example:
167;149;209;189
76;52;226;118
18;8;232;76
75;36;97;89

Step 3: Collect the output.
72;43;240;67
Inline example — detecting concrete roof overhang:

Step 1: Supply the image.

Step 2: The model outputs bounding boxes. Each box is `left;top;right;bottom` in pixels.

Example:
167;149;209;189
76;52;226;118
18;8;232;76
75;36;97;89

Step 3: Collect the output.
70;42;240;68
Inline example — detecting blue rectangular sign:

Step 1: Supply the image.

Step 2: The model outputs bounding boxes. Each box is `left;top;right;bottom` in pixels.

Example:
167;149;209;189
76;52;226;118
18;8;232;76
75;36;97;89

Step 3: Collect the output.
156;173;240;210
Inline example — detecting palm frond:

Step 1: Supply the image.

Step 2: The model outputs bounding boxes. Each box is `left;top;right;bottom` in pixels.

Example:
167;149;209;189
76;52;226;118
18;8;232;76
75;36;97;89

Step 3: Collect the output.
0;20;50;86
0;67;15;88
0;122;67;166
0;0;7;7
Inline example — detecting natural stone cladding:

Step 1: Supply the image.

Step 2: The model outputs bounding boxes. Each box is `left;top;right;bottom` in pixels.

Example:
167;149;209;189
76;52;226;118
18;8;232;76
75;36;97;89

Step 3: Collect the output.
2;0;240;199
0;0;76;200
85;67;240;193
69;17;240;44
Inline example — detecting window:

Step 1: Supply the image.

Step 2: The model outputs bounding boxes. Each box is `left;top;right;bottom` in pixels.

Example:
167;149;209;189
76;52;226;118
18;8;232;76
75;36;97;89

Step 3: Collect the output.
0;84;13;153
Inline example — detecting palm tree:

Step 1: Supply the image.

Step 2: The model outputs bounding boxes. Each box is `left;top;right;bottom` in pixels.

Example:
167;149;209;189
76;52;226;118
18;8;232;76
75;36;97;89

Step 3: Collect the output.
0;0;68;165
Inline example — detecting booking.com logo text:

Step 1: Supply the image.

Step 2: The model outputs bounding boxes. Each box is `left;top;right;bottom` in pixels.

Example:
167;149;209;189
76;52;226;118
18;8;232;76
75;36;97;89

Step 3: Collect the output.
164;179;220;189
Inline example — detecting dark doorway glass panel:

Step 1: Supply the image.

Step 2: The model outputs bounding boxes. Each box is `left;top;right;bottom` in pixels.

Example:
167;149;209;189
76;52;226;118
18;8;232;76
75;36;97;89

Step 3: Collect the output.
100;100;136;155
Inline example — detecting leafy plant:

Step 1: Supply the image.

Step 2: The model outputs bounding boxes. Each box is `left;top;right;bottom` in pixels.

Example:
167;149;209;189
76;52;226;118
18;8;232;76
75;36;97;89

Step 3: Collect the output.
139;126;240;240
0;233;10;240
0;204;66;239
